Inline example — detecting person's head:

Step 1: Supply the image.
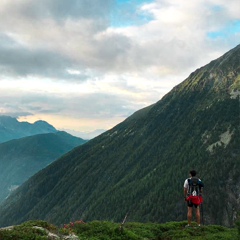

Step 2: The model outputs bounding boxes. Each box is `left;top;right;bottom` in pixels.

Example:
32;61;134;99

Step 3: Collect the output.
189;170;197;177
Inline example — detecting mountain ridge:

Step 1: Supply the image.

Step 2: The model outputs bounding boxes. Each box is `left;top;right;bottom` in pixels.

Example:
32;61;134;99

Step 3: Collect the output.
0;116;57;143
0;44;239;227
0;131;87;203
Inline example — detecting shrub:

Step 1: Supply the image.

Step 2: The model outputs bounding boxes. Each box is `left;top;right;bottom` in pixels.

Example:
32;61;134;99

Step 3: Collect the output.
235;218;240;239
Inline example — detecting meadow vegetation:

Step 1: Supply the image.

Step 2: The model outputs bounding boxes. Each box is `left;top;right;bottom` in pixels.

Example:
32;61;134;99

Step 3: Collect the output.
0;219;239;240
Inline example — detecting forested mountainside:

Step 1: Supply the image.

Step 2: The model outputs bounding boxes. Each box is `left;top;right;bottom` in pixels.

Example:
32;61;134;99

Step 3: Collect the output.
0;131;87;202
0;44;239;228
0;116;57;143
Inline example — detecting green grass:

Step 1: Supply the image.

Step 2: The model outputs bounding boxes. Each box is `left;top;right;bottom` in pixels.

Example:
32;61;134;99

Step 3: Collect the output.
0;220;238;240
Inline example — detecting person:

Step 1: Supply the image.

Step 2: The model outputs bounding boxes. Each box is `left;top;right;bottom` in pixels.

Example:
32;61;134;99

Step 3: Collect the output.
183;170;204;227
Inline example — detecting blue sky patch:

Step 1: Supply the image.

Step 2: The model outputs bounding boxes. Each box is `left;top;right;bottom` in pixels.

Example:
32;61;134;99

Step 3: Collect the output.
208;20;240;39
110;0;154;27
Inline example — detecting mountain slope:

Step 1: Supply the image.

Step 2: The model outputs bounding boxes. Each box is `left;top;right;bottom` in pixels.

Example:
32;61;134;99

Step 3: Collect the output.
0;131;87;202
0;116;57;143
0;44;239;227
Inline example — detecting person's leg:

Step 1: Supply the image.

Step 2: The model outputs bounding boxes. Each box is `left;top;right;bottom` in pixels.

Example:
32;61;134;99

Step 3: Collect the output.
196;206;201;225
187;206;193;225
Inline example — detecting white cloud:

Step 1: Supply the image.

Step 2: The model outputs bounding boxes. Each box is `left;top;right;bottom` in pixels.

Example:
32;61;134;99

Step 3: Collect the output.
0;0;239;135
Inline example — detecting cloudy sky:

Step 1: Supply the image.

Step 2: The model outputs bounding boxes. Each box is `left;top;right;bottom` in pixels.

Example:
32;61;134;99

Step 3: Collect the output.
0;0;239;138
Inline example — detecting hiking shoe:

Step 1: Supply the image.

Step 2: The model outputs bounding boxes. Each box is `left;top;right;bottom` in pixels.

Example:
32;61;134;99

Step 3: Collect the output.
185;224;192;228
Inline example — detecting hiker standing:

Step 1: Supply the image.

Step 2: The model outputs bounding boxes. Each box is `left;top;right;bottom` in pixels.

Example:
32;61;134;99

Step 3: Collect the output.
183;170;204;227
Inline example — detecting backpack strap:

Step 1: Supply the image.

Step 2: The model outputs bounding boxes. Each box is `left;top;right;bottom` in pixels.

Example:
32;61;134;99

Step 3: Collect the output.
187;178;191;195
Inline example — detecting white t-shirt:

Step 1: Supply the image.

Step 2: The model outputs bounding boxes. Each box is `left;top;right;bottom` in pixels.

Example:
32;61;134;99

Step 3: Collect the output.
183;178;202;189
183;178;189;189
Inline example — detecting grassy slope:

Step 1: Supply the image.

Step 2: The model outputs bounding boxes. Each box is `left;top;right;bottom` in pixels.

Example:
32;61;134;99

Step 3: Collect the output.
0;220;238;240
0;131;87;202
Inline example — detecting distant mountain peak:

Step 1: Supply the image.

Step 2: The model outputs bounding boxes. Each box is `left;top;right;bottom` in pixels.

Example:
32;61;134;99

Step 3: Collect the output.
33;120;56;131
0;116;57;143
34;120;49;124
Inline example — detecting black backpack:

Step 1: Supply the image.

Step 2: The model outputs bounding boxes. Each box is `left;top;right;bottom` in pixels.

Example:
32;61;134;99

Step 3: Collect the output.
187;176;201;196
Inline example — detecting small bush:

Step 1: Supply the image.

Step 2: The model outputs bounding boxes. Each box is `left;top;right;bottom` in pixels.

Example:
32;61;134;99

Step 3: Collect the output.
0;226;48;240
235;219;240;239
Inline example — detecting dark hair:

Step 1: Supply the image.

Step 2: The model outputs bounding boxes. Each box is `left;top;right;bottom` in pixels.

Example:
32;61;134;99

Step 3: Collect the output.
190;170;197;176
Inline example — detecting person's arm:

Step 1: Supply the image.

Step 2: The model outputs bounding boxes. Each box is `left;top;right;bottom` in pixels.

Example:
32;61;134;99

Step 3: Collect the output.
199;180;204;194
184;187;188;199
183;179;188;199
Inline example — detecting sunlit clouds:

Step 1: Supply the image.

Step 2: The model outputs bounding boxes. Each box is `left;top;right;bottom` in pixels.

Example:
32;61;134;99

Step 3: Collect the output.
0;0;239;138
